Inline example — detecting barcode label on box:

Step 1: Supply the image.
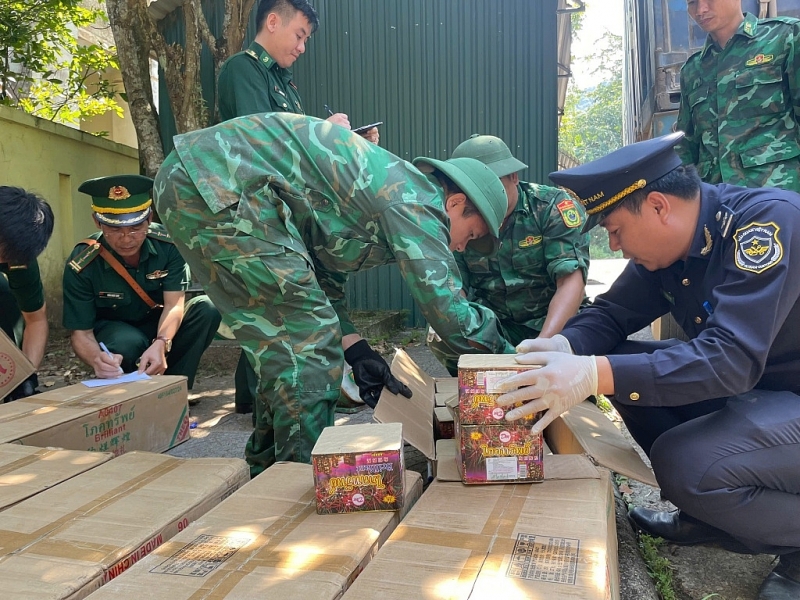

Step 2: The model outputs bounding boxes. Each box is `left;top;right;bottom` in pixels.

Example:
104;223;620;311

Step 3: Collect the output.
507;533;580;584
483;371;518;393
486;456;518;481
150;534;250;577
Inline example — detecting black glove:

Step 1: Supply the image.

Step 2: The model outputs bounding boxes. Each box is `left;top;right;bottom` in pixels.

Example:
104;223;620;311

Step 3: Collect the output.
5;373;40;403
344;340;413;408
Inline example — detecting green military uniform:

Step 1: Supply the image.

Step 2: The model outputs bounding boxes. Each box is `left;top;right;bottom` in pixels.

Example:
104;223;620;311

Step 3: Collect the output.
429;183;591;374
0;260;44;345
218;40;307;413
62;224;220;388
676;12;800;190
153;112;514;476
217;41;305;122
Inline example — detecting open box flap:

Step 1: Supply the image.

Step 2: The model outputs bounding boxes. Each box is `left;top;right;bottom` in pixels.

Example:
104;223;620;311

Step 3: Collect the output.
373;349;436;460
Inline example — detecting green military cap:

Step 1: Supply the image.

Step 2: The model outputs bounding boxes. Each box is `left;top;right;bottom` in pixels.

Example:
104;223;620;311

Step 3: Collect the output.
549;131;685;233
412;156;507;240
451;134;528;178
78;174;154;227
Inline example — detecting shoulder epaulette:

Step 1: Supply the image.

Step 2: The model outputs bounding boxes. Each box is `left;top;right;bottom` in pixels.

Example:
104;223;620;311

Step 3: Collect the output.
244;49;259;61
147;225;174;244
68;239;102;273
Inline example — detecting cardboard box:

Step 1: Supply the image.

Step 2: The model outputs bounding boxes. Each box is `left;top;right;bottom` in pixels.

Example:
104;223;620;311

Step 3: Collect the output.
0;451;249;599
370;349;659;599
0;375;191;455
452;357;545;484
0;328;35;402
455;422;544;484
433;406;454;440
342;454;618;600
0;443;112;512
84;461;424;600
375;349;657;488
312;422;405;515
457;354;539;425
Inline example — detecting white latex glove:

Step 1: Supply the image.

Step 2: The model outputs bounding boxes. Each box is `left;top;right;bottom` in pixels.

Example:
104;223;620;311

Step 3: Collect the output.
515;334;573;355
496;351;598;436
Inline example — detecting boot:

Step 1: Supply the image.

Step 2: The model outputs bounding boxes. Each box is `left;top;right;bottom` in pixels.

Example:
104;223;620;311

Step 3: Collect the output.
758;551;800;600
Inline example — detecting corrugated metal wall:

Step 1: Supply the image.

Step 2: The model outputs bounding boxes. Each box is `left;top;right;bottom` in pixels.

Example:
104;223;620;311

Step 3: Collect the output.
158;0;559;327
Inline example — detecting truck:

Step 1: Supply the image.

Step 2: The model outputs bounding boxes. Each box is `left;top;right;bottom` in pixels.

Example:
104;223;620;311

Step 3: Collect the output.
623;0;800;145
622;0;800;338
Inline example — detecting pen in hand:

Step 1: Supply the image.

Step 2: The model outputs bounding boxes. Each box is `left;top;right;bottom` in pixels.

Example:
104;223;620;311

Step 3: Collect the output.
99;341;124;375
324;104;334;116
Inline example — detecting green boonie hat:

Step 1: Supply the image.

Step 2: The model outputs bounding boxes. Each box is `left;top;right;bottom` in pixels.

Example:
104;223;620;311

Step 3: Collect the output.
412;157;507;241
451;134;528;178
78;174;154;227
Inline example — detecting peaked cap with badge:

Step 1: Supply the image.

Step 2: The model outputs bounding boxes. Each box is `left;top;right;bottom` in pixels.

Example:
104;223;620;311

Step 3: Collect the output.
78;174;154;227
549;131;685;234
451;134;528;178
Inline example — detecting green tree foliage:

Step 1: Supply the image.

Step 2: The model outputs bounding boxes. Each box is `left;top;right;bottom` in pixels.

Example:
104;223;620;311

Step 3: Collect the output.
0;0;121;129
560;31;624;259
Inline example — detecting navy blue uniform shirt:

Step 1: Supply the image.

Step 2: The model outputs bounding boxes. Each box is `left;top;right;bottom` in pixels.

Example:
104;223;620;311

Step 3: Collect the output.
562;183;800;407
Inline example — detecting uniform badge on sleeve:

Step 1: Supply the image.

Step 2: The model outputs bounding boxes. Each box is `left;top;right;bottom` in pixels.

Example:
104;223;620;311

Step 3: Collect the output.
734;222;783;274
556;199;582;228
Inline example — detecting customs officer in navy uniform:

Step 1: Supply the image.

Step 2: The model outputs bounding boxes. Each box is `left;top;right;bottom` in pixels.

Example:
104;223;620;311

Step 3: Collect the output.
493;132;800;600
63;175;221;389
0;186;54;400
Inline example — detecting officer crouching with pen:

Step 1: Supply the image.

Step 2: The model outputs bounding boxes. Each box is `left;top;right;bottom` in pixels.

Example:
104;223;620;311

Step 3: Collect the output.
62;175;220;389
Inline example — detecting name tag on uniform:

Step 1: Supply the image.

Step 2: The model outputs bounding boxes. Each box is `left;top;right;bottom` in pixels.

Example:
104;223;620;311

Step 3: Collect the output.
146;270;169;280
99;291;125;300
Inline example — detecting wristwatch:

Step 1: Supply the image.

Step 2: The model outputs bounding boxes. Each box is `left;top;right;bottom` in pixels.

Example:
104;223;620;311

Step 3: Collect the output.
154;335;172;353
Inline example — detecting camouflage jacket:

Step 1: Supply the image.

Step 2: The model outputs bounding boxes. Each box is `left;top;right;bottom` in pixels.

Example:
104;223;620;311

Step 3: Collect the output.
217;41;304;122
676;12;800;191
170;113;514;355
455;182;590;334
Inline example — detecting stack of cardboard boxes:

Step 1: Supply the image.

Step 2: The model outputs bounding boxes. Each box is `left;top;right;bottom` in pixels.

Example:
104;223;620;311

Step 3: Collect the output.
367;349;658;599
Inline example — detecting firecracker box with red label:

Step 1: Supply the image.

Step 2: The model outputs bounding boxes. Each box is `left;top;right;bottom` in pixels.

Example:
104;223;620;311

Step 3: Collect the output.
455;421;544;484
433;406;454;440
312;422;404;515
457;354;541;426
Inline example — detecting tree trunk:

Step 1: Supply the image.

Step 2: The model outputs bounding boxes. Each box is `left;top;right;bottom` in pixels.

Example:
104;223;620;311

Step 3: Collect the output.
105;0;250;173
105;0;164;177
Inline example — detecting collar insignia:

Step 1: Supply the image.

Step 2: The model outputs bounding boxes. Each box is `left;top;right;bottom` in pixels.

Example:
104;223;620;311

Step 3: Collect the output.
700;225;713;256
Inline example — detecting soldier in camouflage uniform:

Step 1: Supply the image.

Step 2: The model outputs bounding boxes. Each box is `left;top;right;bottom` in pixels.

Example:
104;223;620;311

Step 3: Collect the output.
676;0;800;190
0;186;54;401
153;112;514;476
218;0;378;414
63;175;221;388
428;135;591;375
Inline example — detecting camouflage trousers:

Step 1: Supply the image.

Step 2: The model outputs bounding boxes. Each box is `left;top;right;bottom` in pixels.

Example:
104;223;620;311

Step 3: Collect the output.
154;151;342;477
